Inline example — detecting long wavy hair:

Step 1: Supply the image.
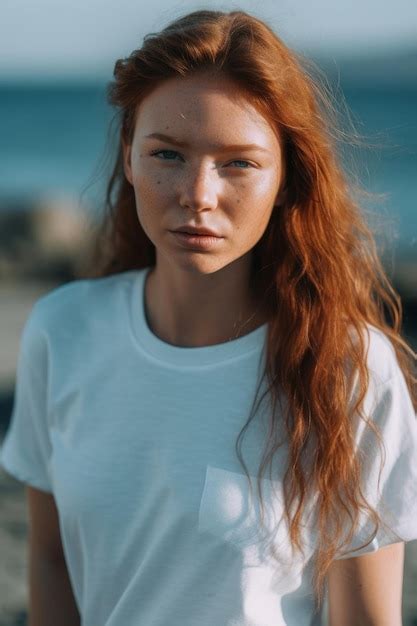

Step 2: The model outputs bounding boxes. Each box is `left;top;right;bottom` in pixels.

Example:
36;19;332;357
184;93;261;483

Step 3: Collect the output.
81;8;417;611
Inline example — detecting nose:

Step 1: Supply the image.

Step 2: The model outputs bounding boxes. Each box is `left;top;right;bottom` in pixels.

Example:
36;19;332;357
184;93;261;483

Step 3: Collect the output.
178;162;219;212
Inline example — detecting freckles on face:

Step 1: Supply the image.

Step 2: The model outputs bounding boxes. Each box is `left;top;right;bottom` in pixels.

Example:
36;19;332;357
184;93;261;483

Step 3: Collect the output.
126;72;284;265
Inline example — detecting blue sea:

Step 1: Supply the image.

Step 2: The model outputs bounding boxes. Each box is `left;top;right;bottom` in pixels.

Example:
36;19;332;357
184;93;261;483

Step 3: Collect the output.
0;81;416;260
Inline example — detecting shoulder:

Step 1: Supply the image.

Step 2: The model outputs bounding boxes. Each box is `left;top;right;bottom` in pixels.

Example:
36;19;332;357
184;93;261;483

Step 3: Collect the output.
364;324;400;385
347;323;416;440
349;322;401;387
21;270;139;353
29;270;138;329
345;322;413;427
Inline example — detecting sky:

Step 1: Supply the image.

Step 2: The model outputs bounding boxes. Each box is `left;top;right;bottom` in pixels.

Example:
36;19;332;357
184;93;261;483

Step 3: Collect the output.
1;0;417;80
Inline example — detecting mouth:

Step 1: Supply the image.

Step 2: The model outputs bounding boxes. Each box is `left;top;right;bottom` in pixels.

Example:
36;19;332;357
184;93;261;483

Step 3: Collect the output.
172;225;223;237
176;230;222;237
169;231;224;249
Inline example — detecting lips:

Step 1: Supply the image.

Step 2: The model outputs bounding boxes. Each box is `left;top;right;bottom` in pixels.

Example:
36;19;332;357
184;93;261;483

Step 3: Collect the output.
173;226;222;237
179;231;221;237
170;230;224;249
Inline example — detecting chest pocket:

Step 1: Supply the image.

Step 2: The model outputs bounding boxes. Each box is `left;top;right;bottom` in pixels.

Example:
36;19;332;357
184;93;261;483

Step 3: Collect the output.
198;464;317;568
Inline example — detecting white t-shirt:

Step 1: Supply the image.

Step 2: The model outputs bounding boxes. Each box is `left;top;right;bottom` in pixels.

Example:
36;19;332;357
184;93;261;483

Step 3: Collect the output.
1;266;417;626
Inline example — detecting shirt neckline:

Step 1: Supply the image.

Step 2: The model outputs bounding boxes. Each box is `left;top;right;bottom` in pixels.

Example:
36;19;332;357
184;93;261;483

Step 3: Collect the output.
129;266;268;369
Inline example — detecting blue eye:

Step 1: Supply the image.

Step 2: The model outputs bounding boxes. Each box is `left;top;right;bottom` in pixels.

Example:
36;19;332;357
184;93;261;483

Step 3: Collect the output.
149;150;253;168
229;160;251;168
150;149;179;160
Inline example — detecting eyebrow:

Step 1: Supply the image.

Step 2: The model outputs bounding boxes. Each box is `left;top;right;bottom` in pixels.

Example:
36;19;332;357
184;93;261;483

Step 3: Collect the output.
144;132;270;154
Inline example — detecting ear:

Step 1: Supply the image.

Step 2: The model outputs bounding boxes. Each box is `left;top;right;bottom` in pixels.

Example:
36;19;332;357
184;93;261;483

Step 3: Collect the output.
122;135;133;185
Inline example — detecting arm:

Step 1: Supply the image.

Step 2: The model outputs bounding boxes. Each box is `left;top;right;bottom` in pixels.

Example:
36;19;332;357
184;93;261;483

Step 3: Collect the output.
326;541;405;626
27;486;81;626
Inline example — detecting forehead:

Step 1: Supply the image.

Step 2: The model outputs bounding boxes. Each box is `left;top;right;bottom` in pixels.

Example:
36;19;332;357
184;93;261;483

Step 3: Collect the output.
133;72;281;148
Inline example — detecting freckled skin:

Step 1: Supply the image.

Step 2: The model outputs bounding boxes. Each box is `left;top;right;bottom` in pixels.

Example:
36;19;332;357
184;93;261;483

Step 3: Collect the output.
122;71;287;346
124;74;284;274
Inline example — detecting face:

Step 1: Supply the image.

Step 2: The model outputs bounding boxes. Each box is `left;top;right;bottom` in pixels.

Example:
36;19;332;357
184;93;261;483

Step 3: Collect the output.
123;71;286;276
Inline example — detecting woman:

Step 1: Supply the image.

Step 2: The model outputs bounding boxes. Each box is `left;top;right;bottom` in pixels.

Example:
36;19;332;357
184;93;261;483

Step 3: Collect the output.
1;9;416;626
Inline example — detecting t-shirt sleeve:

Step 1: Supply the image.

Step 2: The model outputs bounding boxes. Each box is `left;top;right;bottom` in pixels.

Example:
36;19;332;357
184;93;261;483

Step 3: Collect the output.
0;301;53;493
334;333;417;559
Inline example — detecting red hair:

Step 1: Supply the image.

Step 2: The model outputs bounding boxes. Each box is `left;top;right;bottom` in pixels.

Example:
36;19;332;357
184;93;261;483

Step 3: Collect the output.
82;9;417;610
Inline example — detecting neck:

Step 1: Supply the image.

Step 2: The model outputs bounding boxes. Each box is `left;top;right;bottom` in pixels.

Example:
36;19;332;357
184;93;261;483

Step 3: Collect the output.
143;262;267;348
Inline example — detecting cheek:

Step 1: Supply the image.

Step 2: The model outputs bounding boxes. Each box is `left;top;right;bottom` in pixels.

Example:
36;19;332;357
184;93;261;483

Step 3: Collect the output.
129;173;160;241
249;175;278;206
231;177;276;225
132;169;169;213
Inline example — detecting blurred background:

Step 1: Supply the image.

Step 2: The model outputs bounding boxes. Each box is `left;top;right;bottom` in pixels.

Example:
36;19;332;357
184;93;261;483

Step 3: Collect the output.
0;0;416;624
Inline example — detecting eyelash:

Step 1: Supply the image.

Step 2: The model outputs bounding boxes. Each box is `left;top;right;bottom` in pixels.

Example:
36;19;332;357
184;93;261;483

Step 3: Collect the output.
149;149;254;169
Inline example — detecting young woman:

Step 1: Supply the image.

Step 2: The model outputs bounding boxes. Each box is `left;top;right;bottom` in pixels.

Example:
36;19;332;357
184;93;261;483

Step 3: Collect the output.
1;9;416;626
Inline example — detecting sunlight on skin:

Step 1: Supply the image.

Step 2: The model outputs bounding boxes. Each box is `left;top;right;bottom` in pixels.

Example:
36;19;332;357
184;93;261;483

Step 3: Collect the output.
122;71;287;347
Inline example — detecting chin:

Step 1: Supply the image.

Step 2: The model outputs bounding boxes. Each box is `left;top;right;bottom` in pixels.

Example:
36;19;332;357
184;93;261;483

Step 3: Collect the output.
161;251;231;276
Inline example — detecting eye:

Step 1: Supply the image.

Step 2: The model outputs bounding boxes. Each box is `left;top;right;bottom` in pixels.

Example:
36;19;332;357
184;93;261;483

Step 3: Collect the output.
227;160;253;168
149;149;181;160
149;150;254;169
